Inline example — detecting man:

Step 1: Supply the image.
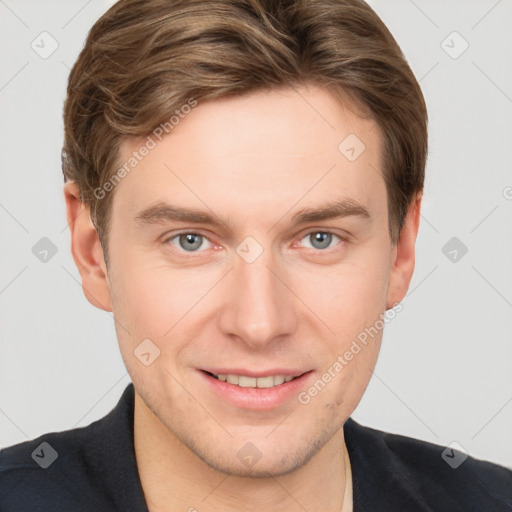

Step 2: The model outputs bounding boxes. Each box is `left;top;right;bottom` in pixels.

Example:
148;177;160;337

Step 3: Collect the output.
1;0;511;510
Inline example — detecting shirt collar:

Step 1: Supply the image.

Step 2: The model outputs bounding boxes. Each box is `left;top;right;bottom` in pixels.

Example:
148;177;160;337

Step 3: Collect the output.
92;383;149;511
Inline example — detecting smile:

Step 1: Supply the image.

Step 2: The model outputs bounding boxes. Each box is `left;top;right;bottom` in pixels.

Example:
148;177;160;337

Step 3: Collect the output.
206;372;296;388
199;369;313;410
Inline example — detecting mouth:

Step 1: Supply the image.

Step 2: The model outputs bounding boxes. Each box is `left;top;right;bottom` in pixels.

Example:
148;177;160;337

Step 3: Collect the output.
202;370;300;389
198;368;313;410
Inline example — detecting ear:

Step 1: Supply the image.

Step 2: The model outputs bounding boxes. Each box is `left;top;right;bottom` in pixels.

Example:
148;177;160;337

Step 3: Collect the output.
386;194;422;308
63;181;112;312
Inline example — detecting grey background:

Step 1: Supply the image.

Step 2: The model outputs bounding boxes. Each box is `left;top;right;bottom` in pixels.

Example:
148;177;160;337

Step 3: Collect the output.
1;0;511;469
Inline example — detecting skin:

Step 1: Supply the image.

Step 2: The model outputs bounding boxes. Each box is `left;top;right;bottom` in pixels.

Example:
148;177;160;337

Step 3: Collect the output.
64;84;421;512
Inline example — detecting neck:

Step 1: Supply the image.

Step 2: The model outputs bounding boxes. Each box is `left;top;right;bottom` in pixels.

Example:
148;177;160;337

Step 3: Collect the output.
134;392;353;512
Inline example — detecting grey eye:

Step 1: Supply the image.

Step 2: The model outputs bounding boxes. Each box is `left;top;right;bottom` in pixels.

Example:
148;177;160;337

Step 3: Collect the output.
178;233;205;251
301;232;339;250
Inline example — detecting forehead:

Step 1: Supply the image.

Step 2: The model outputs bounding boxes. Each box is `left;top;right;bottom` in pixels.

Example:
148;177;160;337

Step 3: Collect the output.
112;84;385;225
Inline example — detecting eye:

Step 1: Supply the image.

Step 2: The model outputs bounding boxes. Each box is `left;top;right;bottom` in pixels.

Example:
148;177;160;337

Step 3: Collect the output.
167;232;213;252
299;231;341;250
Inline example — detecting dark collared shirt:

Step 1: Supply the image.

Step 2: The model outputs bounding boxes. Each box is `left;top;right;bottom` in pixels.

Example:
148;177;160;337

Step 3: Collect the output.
1;383;511;511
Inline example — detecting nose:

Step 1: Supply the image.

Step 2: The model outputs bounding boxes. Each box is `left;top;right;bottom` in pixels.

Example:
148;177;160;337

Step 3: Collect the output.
216;249;298;349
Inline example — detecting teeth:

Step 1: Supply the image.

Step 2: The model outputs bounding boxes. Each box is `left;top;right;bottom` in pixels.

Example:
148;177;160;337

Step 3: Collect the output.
273;375;285;386
239;375;257;387
256;376;274;388
226;374;239;385
213;373;296;388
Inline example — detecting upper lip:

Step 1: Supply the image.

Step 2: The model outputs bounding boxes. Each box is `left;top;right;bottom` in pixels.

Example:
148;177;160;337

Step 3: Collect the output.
200;368;309;378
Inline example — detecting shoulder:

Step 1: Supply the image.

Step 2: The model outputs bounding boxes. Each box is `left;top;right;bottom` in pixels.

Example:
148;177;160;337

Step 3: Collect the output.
344;418;512;511
0;384;142;512
0;417;113;511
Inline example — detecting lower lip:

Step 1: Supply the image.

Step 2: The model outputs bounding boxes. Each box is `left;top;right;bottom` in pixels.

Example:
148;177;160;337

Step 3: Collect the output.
197;370;313;410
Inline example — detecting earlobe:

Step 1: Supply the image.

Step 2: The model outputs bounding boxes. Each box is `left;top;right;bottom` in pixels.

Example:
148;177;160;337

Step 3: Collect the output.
386;194;422;309
63;181;112;312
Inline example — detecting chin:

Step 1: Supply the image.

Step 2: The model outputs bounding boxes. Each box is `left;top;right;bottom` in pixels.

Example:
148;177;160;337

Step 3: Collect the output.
180;421;335;479
190;445;312;478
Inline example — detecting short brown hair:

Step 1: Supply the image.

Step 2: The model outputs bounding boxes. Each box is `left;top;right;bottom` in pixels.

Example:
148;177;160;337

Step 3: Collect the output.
62;0;427;262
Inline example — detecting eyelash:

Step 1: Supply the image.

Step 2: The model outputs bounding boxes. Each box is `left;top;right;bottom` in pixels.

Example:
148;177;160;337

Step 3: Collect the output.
162;229;346;257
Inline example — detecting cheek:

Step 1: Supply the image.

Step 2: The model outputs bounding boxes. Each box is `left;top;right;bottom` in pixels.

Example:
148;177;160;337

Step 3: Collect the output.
110;268;172;338
108;264;203;389
293;249;392;337
108;254;222;348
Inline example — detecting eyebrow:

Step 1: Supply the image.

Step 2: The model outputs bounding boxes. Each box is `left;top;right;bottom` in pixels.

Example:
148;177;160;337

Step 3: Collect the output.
291;199;370;225
134;198;370;229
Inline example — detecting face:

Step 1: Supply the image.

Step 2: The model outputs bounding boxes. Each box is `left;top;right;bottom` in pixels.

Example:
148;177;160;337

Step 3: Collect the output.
70;84;418;477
